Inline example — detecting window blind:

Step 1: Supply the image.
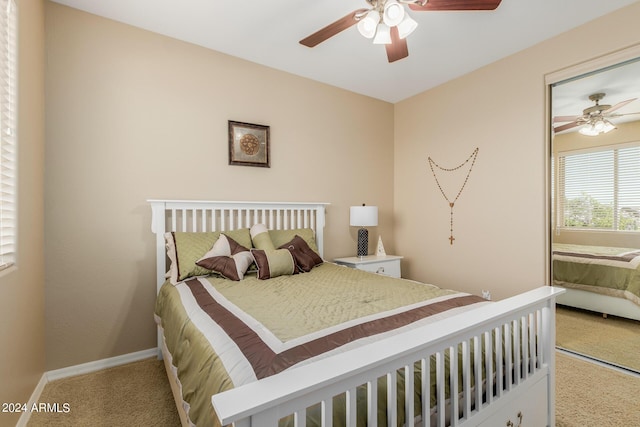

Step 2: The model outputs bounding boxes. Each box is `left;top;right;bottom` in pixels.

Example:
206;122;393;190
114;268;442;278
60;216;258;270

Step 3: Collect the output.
618;145;640;231
558;144;640;231
0;0;17;270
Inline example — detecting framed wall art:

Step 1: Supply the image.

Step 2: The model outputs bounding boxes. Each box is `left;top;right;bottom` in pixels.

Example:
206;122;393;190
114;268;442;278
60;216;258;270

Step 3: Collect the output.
228;121;270;168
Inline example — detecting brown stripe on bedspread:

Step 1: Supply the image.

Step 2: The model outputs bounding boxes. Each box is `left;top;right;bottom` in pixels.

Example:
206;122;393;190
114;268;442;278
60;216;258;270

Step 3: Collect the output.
185;279;484;379
553;250;640;263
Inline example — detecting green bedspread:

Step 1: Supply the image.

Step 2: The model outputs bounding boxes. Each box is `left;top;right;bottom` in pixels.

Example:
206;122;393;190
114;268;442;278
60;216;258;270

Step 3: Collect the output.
155;262;487;426
552;243;640;306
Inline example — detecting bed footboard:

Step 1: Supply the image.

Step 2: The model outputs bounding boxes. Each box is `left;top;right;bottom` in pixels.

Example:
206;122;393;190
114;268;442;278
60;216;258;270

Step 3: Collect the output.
212;286;564;427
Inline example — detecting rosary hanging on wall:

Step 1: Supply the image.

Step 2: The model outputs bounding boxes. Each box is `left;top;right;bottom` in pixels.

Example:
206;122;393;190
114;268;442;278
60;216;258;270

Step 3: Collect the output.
427;147;479;245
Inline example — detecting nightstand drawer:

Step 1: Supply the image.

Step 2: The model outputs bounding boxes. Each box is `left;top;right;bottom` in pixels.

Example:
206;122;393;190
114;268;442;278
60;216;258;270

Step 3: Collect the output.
333;255;403;279
355;261;401;278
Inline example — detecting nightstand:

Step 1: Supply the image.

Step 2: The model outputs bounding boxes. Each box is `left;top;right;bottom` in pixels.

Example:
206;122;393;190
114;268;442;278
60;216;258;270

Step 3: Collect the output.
333;255;403;278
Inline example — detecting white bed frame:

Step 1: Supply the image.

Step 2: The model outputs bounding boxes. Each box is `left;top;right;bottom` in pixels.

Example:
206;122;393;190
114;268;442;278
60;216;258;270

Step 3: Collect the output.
554;285;640;321
150;199;565;427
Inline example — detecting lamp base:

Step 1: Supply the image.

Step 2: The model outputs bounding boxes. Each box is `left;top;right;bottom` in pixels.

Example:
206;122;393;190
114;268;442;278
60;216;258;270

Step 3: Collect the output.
357;228;368;257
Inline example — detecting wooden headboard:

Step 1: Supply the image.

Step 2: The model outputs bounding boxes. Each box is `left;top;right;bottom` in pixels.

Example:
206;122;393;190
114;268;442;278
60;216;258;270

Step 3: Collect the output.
148;199;329;294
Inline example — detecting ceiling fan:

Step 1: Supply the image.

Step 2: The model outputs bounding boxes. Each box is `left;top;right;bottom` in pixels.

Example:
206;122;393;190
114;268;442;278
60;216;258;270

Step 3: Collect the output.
299;0;503;63
553;93;640;136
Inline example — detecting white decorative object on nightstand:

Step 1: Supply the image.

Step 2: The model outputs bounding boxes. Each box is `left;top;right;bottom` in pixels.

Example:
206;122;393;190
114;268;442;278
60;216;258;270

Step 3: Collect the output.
376;236;386;256
333;255;403;278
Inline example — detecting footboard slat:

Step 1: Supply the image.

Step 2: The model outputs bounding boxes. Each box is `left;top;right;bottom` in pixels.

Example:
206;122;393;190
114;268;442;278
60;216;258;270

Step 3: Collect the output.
513;318;521;386
449;346;459;427
387;370;398;427
420;358;429;427
523;314;530;379
461;340;471;418
210;287;564;427
346;387;357;426
435;350;445;427
484;330;493;405
504;321;512;391
322;397;332;427
495;325;503;398
404;363;415;427
367;378;378;427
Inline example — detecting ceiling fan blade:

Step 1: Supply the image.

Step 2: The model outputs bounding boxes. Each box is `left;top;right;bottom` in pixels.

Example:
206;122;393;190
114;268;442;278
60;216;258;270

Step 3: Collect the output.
604;97;638;115
299;9;367;48
608;111;640;119
553;115;581;123
386;26;409;63
409;0;502;11
554;121;581;133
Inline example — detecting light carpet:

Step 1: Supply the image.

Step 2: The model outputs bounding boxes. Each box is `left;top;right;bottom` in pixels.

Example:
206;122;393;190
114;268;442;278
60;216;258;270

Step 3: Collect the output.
556;352;640;427
556;305;640;372
26;352;640;426
28;358;180;426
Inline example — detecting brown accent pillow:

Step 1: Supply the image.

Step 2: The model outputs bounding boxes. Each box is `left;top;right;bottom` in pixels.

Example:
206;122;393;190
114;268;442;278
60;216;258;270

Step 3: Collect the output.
196;234;253;281
279;235;323;273
269;228;319;253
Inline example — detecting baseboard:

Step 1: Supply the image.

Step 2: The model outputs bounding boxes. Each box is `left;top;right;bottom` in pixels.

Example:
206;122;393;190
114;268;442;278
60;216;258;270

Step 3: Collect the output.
46;348;158;382
16;348;158;426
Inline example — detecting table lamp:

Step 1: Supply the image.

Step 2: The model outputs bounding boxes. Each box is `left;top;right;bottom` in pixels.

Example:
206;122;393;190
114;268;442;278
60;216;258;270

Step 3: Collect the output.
350;204;378;257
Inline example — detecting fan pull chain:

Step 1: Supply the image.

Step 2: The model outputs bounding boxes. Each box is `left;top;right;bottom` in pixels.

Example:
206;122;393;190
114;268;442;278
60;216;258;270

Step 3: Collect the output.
428;147;479;245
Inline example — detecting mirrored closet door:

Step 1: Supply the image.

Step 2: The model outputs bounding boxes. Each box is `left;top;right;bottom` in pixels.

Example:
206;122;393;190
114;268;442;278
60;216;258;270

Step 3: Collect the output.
548;49;640;373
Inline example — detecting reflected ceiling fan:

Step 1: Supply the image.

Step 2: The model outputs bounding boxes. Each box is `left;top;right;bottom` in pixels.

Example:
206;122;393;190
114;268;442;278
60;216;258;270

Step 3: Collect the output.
299;0;503;63
553;93;640;136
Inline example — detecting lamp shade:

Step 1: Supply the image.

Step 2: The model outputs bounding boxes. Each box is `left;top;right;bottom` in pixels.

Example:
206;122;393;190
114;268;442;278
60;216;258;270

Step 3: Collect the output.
372;23;392;45
350;205;378;227
357;10;380;39
383;1;405;27
397;15;418;39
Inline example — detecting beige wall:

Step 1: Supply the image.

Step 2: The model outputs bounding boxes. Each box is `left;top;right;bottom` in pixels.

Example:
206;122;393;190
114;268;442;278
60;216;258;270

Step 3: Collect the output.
44;3;394;370
552;120;640;247
394;3;640;300
0;0;46;424
42;1;640;371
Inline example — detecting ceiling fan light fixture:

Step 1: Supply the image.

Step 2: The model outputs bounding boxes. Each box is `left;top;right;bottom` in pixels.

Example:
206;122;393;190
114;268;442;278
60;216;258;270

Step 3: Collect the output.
600;120;616;133
373;23;392;44
357;10;380;39
579;125;599;137
383;1;405;26
579;118;616;136
397;14;418;39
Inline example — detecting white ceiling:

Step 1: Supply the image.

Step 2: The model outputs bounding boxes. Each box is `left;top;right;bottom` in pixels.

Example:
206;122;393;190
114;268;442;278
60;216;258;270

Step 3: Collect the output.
49;0;639;103
552;58;640;133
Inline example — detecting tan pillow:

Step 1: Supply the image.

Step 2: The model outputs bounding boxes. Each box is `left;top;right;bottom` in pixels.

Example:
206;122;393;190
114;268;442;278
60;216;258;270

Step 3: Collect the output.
250;223;275;250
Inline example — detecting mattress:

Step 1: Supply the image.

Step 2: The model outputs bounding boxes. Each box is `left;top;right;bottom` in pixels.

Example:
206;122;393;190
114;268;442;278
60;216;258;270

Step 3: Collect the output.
155;262;487;426
552;243;640;306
